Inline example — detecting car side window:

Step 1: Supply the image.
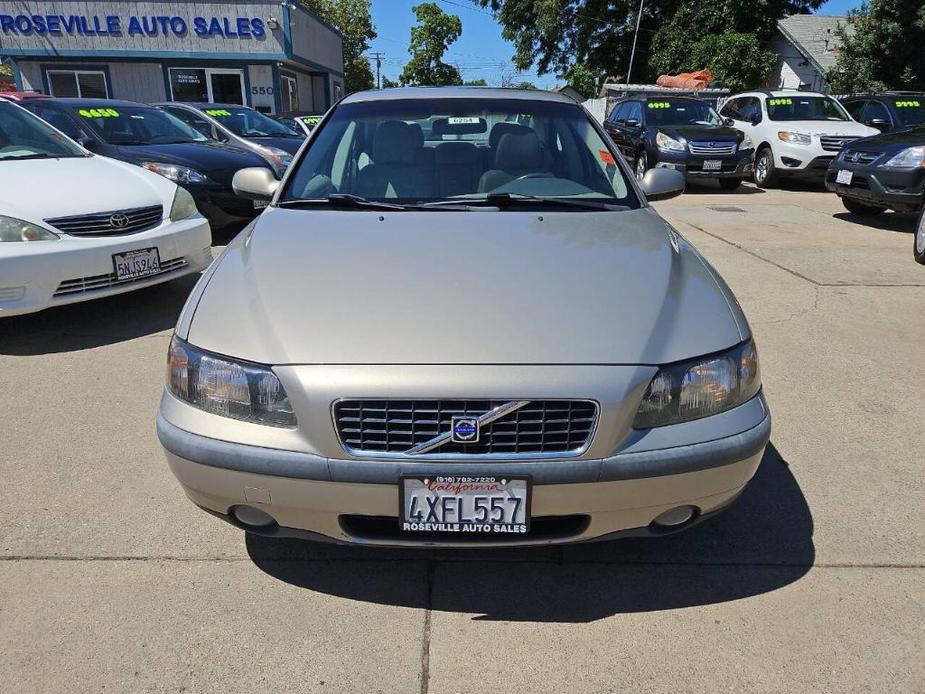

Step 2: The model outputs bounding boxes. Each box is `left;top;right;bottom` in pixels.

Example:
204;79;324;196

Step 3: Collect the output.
625;102;642;124
843;100;866;120
739;98;762;124
164;107;223;141
861;100;891;126
23;104;87;141
720;98;740;119
610;102;629;123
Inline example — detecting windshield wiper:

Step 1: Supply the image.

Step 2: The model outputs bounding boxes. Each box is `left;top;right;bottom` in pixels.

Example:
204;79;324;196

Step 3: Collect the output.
1;153;54;161
472;193;624;211
278;194;410;211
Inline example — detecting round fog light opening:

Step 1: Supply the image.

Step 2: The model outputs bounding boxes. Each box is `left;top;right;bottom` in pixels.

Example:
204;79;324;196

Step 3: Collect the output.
232;505;276;528
653;505;697;528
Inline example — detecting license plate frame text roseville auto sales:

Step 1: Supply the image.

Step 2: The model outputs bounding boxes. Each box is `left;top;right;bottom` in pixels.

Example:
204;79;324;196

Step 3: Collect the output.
112;247;161;281
400;476;531;534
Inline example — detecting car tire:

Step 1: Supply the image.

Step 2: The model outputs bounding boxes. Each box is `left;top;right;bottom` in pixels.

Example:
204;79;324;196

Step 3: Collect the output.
635;151;648;182
753;147;777;188
719;178;742;191
914;204;925;265
842;198;886;217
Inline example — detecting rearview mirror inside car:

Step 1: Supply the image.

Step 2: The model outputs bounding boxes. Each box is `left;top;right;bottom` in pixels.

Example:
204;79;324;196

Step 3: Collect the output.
232;167;280;201
640;168;685;202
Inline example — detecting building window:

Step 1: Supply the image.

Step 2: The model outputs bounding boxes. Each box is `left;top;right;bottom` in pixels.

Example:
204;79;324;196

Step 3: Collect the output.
281;75;298;111
47;70;108;98
168;68;245;105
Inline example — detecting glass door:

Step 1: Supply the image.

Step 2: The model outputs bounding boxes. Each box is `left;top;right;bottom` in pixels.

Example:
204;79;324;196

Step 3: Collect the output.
210;71;245;105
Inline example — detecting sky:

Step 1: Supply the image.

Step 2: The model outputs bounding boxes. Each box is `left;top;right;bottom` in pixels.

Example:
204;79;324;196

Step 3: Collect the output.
368;0;863;89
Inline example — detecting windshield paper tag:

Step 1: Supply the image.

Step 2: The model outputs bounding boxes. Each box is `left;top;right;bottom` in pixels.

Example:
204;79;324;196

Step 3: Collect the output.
599;149;616;165
78;108;119;118
205;109;232;117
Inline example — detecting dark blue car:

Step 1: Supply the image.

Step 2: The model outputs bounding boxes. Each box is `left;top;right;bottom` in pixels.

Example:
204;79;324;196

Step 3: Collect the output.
604;95;754;190
18;98;275;230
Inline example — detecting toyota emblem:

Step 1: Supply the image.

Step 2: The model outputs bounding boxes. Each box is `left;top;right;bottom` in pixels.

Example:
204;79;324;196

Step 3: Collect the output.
109;213;130;228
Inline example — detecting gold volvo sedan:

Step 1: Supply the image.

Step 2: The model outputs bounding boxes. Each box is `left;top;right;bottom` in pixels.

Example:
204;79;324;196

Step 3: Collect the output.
157;87;770;547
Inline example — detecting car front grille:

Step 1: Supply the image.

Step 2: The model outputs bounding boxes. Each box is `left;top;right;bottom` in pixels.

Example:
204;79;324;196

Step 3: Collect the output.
53;257;189;297
45;205;163;237
841;150;882;165
688;141;737;156
333;399;598;458
820;136;858;152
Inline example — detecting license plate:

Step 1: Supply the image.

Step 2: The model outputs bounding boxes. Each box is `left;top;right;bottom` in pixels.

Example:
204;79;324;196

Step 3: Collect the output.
703;159;722;171
112;247;160;281
253;199;269;209
400;475;530;534
836;169;853;185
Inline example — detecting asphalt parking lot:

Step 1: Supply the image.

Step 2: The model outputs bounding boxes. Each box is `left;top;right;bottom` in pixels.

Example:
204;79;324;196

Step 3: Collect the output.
1;182;923;693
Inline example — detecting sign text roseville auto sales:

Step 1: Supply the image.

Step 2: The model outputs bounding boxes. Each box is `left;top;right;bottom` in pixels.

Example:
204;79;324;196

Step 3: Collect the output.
0;13;267;39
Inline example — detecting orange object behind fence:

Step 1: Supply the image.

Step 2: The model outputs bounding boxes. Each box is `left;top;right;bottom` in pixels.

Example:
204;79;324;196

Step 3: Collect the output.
656;69;714;90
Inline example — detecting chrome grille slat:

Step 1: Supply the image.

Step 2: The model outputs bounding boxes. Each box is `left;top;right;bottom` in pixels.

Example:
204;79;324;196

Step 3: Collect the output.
46;205;164;237
688;141;737;156
820;136;857;152
53;257;189;297
334;399;598;458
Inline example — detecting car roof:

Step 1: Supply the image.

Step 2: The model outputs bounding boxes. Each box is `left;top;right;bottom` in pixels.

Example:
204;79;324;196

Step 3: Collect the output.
164;102;254;110
0;91;50;101
340;86;576;105
840;92;925;99
27;97;151;108
275;111;323;118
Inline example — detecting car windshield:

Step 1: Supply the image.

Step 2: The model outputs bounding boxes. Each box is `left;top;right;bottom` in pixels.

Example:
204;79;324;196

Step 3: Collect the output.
766;96;849;121
646;99;721;126
73;105;209;145
282;98;637;208
893;98;925;126
203;107;299;137
0;102;86;160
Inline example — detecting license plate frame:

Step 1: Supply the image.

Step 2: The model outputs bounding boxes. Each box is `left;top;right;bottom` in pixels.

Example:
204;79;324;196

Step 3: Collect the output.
399;475;531;535
703;159;723;171
836;169;853;185
112;247;161;281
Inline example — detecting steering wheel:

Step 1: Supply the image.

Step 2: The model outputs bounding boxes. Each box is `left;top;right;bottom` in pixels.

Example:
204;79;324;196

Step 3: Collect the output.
510;172;554;183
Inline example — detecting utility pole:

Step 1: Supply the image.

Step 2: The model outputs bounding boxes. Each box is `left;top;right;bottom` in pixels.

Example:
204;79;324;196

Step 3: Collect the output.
627;0;645;83
370;52;384;89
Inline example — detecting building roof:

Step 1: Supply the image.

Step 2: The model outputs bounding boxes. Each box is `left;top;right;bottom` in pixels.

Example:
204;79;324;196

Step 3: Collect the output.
777;15;854;74
342;86;575;104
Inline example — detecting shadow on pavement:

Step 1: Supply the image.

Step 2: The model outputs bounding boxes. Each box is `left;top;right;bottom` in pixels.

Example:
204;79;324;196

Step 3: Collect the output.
682;180;766;195
0;274;198;356
247;443;814;621
833;211;917;233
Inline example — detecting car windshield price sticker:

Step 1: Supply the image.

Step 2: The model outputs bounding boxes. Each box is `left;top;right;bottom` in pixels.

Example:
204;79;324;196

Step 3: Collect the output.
79;108;120;118
648;102;670;109
895;100;921;108
205;109;232;117
768;98;793;106
401;476;530;534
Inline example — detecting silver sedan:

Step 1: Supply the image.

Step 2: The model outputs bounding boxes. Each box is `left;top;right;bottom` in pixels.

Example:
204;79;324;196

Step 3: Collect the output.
157;87;770;547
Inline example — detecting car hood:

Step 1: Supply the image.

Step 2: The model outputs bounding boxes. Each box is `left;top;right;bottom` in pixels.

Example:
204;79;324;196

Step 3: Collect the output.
246;136;303;155
774;120;879;137
848;126;925;151
0;155;175;224
187;207;748;366
658;124;741;142
114;142;270;183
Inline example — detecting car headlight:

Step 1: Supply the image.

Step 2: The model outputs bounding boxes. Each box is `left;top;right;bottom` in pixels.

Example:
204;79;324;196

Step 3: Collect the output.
0;215;58;242
167;335;297;428
739;135;754;151
777;131;811;145
169;186;199;221
882;146;925;169
633;340;761;429
142;161;211;184
261;146;293;175
656;131;686;152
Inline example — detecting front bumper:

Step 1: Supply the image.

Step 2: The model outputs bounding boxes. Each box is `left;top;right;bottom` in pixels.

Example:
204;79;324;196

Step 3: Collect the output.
157;393;771;547
0;215;212;317
825;161;925;213
653;147;754;179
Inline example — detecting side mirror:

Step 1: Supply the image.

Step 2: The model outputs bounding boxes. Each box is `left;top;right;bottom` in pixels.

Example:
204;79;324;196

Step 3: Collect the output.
723;117;735;127
232;167;280;201
78;135;97;151
624;118;641;128
866;118;890;131
749;113;762;126
640;168;685;202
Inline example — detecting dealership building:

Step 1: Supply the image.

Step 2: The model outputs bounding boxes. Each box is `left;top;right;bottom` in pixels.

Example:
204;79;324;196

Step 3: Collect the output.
0;1;344;113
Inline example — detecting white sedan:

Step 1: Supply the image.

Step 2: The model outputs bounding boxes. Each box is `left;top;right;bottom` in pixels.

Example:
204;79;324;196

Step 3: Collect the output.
0;99;213;317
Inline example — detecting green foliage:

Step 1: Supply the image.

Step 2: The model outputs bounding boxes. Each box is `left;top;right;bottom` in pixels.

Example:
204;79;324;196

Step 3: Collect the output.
463;78;489;86
827;0;925;93
478;0;823;91
565;63;603;99
381;75;401;88
300;0;377;93
400;3;464;86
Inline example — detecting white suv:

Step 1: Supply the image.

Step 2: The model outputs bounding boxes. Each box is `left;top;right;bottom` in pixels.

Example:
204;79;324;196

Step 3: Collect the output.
719;91;878;188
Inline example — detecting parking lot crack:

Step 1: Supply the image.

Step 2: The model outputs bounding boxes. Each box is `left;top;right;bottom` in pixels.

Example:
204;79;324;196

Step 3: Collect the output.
419;562;434;694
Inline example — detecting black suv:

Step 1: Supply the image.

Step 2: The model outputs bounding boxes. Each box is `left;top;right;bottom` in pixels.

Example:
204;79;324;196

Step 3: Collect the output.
604;95;754;190
839;93;925;133
825;126;925;217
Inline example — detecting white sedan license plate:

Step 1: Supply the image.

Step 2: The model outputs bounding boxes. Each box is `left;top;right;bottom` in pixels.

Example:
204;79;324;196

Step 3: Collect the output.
400;476;530;535
703;159;722;171
112;247;160;281
836;169;853;185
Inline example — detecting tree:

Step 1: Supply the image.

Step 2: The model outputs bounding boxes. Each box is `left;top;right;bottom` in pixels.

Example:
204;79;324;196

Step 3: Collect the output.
400;3;464;86
477;0;823;89
382;75;401;88
827;0;925;93
300;0;377;93
565;63;603;99
463;78;489;86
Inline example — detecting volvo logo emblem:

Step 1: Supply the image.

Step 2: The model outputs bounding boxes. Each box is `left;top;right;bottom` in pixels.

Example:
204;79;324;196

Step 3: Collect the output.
451;416;479;443
109;213;130;228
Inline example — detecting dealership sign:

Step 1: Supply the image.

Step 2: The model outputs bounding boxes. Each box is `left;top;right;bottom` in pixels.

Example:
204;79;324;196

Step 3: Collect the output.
0;13;267;39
